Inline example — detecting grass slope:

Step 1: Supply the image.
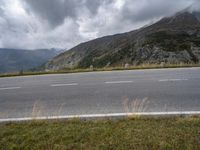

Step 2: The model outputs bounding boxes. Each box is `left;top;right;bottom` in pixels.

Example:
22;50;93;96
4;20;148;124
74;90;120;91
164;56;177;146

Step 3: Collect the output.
0;63;200;78
0;117;200;150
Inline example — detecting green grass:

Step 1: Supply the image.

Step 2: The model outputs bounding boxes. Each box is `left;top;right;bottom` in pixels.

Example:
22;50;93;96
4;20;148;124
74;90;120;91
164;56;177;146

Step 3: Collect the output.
0;117;200;149
0;63;200;78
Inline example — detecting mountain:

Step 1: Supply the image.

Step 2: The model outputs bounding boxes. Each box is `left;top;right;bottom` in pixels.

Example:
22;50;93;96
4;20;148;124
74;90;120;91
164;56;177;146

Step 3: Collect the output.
45;11;200;70
0;48;60;73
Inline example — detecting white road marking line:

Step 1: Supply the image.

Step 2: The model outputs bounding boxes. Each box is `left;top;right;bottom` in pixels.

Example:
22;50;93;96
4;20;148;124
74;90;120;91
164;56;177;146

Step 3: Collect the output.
0;87;21;90
159;79;188;82
50;83;78;87
1;111;200;122
105;81;133;84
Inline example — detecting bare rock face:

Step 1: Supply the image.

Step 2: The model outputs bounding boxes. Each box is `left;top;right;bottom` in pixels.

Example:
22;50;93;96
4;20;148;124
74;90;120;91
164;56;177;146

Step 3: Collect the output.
45;11;200;70
132;47;194;65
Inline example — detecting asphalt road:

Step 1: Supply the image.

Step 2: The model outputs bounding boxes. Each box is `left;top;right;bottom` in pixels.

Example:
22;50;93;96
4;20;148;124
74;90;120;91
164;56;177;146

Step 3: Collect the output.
0;67;200;119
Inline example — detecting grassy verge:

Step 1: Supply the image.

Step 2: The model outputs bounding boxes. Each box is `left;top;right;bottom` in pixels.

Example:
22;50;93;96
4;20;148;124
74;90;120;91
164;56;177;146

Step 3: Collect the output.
0;63;200;78
1;117;200;150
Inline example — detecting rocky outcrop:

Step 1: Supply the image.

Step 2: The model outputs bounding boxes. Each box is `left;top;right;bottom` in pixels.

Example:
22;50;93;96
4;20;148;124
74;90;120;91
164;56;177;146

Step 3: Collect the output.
132;46;199;65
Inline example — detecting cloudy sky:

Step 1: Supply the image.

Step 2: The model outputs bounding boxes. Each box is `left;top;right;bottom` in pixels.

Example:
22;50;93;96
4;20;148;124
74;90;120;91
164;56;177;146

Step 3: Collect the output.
0;0;199;50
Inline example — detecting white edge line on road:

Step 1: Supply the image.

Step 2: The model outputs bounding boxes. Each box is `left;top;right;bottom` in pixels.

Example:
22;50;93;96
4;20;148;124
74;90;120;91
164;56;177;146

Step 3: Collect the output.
105;81;133;84
50;83;78;87
1;111;200;122
0;87;21;90
159;79;188;82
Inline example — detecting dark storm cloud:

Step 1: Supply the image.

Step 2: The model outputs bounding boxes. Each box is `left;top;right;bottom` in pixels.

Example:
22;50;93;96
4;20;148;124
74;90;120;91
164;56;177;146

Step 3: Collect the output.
83;0;112;14
24;0;78;27
0;0;199;49
83;0;103;14
24;0;112;28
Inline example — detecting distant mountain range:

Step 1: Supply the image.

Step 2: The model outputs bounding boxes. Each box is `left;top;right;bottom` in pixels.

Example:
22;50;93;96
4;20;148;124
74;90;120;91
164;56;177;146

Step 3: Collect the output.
0;48;60;73
45;11;200;70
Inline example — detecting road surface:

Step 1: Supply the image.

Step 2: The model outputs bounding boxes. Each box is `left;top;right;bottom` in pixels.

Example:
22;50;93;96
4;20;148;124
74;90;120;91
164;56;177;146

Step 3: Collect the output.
0;67;200;120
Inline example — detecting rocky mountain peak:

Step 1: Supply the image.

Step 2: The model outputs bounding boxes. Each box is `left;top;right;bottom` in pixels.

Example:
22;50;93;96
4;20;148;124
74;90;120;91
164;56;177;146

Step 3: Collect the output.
156;11;200;28
171;11;199;24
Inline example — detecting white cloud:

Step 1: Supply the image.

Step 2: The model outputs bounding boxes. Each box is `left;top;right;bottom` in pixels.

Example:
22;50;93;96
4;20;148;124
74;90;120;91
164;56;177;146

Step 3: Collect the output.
0;0;199;50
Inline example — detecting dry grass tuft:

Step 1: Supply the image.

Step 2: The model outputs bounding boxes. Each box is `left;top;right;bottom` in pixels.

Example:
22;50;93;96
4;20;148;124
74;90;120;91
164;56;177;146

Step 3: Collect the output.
31;101;44;119
123;97;149;116
54;103;66;118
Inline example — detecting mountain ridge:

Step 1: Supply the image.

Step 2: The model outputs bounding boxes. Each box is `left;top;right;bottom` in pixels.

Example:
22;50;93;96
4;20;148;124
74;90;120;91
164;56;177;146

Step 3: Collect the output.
0;48;60;73
45;11;200;70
